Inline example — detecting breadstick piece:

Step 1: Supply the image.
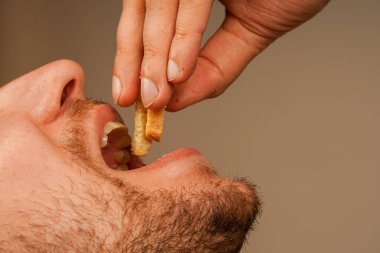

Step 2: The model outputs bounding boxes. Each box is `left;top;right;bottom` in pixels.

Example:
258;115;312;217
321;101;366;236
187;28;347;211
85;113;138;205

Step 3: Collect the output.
146;108;164;142
131;100;152;157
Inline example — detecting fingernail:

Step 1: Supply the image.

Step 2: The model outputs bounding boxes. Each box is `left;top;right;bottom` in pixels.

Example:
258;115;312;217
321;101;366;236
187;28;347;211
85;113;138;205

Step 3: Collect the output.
167;59;180;81
141;77;158;108
112;76;122;104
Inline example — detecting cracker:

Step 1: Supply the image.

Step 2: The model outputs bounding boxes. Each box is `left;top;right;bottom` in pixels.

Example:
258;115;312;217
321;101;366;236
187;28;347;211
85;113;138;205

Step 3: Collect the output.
145;108;164;142
131;100;152;157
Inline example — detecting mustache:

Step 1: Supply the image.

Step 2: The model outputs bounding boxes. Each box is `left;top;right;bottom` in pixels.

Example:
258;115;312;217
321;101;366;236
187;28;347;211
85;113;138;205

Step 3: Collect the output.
65;98;107;120
61;98;110;168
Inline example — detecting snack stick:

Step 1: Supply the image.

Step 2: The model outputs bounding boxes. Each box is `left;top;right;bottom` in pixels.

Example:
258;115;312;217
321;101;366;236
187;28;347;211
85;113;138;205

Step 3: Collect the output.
145;108;164;142
131;100;152;157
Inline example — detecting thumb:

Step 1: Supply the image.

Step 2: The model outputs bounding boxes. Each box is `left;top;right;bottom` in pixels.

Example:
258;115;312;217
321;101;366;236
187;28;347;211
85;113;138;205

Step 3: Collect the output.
166;15;268;112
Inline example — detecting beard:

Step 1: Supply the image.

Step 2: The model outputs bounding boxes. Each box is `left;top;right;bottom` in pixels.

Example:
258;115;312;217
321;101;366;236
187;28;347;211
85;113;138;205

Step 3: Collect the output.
6;99;261;253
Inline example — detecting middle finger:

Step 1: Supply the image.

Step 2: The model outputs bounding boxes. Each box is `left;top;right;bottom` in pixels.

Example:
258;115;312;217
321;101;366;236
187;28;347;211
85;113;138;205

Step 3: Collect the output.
140;0;179;109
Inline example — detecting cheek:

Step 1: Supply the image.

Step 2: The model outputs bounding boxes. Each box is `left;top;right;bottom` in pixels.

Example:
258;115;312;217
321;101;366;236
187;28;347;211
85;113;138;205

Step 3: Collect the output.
0;127;75;206
0;152;66;206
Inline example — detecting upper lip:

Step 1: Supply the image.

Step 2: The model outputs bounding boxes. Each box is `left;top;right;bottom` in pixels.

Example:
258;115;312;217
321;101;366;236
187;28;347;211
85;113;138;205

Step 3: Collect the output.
92;104;124;148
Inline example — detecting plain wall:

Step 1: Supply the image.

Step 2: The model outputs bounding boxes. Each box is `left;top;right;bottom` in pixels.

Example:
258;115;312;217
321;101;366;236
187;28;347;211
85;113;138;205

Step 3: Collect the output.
1;1;379;252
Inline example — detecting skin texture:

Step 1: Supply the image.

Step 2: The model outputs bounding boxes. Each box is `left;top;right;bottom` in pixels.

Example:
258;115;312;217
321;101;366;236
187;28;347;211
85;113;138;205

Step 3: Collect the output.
113;0;330;111
0;60;261;252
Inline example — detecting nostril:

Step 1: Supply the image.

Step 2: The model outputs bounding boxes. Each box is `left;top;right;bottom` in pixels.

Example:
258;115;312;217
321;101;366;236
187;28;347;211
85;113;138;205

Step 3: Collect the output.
60;86;67;106
61;80;75;106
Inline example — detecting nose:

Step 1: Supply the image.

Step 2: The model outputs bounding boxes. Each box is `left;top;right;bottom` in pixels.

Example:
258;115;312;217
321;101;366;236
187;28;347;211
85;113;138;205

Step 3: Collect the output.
0;59;85;123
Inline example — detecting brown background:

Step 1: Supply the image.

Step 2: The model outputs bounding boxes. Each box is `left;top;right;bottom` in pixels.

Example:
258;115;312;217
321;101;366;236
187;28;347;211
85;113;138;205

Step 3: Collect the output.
1;1;379;252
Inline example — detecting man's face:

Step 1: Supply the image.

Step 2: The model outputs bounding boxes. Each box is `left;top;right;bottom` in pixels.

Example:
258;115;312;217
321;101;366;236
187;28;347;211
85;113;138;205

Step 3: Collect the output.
0;60;260;252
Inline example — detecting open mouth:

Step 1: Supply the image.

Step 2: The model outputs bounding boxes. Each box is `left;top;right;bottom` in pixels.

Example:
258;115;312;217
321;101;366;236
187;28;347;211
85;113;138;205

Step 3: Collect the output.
86;103;216;185
90;104;202;174
100;121;144;171
60;83;203;175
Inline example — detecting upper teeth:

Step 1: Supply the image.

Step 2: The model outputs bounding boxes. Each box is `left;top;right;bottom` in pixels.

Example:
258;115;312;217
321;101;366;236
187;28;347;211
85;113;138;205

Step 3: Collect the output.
101;121;128;148
101;121;133;170
104;121;125;135
101;136;108;149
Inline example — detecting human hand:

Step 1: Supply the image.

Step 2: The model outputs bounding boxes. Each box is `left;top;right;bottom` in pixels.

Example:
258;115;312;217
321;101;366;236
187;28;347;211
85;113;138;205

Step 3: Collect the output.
112;0;329;111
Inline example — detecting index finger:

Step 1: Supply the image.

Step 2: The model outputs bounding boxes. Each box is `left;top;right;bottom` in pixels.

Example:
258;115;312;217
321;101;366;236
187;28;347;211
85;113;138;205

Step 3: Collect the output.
113;0;145;107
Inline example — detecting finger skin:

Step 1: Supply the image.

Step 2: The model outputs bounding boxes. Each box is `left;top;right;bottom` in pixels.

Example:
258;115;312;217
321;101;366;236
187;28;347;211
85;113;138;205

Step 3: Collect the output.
168;0;213;84
113;0;145;107
140;0;178;110
166;16;260;112
167;0;330;111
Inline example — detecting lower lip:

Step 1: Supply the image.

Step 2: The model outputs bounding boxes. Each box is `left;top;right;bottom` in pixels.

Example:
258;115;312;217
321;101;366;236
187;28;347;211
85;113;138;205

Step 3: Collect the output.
141;148;202;169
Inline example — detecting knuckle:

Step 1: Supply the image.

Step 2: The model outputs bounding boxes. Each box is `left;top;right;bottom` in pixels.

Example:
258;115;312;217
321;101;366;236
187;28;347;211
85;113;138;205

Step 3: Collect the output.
174;23;203;41
116;40;128;55
174;30;188;40
143;40;159;58
145;0;171;12
210;87;226;98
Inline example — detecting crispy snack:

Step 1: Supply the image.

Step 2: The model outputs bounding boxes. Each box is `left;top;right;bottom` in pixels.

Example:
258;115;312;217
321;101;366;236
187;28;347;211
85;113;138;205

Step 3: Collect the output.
131;99;165;157
131;100;152;157
146;108;164;142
